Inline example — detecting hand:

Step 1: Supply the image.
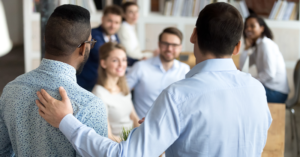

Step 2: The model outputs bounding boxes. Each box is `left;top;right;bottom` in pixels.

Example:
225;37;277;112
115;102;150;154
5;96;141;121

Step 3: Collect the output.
245;38;253;50
35;87;73;128
141;57;147;60
138;117;145;124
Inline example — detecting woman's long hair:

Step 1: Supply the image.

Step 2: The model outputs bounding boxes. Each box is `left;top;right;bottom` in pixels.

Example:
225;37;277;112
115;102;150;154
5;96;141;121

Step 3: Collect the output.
97;42;129;95
243;14;273;44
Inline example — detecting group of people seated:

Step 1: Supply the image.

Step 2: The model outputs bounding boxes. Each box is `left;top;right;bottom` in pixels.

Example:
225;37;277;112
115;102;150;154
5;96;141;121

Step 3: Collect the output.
0;1;289;157
76;2;190;141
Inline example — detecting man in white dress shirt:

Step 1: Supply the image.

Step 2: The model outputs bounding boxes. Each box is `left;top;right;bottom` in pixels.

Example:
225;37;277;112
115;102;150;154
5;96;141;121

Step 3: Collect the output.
126;27;190;119
35;3;272;157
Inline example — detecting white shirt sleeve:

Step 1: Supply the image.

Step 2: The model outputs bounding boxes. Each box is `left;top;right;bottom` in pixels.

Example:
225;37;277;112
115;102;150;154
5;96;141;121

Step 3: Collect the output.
59;90;181;157
256;44;277;83
126;62;141;90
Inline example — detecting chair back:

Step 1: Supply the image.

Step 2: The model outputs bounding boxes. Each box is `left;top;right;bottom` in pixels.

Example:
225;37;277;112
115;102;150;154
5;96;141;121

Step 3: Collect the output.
286;59;300;108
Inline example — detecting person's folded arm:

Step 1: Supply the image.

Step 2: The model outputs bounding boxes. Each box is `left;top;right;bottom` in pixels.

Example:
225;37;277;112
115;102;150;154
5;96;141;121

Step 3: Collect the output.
59;89;181;157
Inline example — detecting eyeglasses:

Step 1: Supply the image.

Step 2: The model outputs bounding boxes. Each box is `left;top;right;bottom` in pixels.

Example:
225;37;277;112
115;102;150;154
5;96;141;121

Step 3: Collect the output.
77;39;97;49
160;41;181;49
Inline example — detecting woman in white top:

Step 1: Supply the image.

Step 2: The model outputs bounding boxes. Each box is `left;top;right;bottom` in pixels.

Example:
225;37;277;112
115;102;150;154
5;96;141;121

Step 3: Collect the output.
118;2;156;66
240;14;289;103
92;42;139;142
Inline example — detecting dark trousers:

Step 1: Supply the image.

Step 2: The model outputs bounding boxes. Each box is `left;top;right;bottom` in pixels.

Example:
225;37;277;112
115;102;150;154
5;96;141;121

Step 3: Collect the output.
264;86;288;103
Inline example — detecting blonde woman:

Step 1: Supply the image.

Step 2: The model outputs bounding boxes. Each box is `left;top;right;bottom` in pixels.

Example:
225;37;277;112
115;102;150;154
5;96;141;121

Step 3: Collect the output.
92;42;139;142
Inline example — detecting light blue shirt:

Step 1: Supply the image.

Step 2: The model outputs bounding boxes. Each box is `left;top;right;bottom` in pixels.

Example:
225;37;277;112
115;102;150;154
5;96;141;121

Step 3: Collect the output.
126;56;190;118
0;59;107;156
59;58;272;157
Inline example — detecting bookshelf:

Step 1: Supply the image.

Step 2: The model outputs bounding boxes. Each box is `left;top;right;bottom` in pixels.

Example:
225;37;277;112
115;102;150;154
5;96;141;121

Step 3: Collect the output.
23;0;300;97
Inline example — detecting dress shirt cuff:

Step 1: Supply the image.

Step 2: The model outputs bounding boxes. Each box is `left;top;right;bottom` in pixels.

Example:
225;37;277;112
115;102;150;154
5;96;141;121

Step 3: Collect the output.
59;114;83;141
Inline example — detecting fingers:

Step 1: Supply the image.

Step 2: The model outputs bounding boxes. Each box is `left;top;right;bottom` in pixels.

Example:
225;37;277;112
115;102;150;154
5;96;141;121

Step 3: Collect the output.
38;109;45;116
59;87;69;102
41;89;55;103
138;117;145;124
37;91;47;105
36;100;46;113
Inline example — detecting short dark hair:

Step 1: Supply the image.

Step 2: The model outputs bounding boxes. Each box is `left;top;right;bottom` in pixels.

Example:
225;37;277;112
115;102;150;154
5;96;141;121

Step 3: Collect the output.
196;2;244;57
122;2;138;13
244;14;273;41
103;5;123;16
45;4;91;56
159;27;183;44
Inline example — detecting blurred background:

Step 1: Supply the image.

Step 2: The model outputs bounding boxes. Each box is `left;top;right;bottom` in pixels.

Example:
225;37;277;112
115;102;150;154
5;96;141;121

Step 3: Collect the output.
0;0;300;156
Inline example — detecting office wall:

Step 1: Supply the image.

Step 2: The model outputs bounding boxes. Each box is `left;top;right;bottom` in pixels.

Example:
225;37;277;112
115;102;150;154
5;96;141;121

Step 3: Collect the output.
2;0;24;46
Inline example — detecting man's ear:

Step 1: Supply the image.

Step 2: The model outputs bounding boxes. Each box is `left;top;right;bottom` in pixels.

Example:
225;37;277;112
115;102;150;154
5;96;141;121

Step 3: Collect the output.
78;42;87;57
232;40;241;56
190;28;197;44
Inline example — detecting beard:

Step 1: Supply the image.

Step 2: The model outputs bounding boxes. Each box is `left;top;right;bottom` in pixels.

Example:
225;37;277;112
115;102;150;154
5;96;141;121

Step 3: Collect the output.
76;47;89;75
102;26;115;36
160;51;174;63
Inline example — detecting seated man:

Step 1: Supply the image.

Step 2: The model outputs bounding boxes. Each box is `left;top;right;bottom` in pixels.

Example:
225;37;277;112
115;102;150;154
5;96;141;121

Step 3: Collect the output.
77;5;123;92
126;27;190;118
0;5;107;156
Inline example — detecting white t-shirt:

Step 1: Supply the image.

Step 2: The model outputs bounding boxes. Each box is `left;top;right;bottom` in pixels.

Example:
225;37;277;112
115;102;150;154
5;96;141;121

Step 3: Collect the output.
239;36;289;94
92;85;133;136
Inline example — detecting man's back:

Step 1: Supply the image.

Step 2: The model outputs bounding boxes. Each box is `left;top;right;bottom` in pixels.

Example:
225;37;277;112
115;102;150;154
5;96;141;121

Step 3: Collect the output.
163;59;272;157
0;59;107;156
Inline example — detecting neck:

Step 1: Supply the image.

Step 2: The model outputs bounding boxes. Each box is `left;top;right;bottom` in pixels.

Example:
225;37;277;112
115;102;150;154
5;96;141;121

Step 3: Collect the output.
126;21;135;26
44;53;77;69
195;50;231;64
104;73;120;92
159;56;174;71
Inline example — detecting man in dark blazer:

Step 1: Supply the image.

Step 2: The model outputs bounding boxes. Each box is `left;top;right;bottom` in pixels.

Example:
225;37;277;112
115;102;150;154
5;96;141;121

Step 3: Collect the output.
77;5;122;91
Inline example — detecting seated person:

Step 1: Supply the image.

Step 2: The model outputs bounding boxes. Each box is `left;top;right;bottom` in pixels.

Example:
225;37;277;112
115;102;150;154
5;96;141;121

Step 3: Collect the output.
77;5;123;91
118;2;157;66
0;5;107;156
126;27;190;119
92;42;139;142
240;14;289;103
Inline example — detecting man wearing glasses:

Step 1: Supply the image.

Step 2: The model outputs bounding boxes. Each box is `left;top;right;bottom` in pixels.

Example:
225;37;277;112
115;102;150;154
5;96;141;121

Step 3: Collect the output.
126;27;190;119
0;5;107;156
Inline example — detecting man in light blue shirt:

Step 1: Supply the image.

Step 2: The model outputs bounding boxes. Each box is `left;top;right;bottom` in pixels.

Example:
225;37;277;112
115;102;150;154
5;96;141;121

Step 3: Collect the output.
36;3;272;157
0;5;107;156
126;27;190;118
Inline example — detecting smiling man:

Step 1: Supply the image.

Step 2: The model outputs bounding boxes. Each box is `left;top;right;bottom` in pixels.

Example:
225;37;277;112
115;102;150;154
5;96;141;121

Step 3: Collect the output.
126;27;190;119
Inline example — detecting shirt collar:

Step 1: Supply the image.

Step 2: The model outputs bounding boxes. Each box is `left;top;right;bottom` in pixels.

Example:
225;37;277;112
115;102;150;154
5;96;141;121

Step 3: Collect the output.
256;36;265;45
186;58;237;78
152;56;179;70
123;21;135;29
38;59;77;82
103;34;117;43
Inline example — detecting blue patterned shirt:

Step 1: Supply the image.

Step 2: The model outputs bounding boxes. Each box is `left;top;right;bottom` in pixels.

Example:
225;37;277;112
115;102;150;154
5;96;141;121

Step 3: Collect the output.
0;59;107;157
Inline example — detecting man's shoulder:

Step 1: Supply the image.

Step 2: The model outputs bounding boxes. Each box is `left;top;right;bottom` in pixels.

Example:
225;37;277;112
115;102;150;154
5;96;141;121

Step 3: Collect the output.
3;69;39;90
132;58;153;69
165;71;264;101
174;60;190;70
